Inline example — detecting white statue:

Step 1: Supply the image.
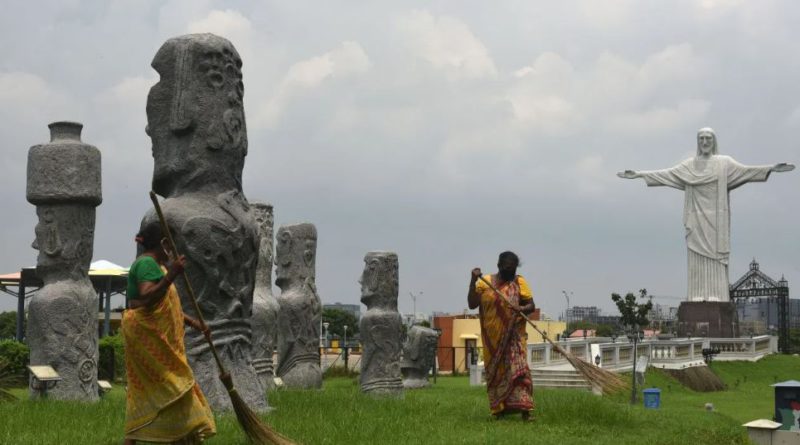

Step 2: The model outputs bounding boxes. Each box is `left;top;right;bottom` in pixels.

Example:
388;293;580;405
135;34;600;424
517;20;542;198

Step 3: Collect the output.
618;128;794;302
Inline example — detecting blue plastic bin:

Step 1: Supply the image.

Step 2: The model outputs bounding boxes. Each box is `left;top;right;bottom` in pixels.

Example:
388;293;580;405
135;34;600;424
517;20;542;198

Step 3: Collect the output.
643;388;661;409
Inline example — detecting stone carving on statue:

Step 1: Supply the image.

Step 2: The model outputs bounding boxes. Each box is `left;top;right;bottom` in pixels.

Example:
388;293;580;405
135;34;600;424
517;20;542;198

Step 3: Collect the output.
618;128;795;303
359;252;404;396
26;121;101;401
401;325;441;389
141;33;267;412
275;223;322;389
251;202;280;390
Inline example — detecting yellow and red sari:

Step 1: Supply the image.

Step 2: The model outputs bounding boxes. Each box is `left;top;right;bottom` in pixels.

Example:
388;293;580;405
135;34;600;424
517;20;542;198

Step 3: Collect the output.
122;281;216;443
476;274;534;415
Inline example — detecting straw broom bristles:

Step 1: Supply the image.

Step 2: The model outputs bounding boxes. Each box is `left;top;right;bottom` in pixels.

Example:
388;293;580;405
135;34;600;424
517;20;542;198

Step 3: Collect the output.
150;191;297;445
478;276;628;395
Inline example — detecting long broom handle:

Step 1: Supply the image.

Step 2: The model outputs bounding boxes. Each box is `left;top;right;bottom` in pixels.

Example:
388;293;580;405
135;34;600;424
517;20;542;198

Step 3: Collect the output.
149;191;228;375
478;275;559;349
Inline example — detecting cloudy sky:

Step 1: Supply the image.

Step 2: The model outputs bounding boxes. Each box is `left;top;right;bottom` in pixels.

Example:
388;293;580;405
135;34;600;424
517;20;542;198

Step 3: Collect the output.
2;0;799;319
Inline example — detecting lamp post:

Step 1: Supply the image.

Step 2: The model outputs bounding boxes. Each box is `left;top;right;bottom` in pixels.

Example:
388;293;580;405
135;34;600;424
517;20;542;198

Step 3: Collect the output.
410;291;423;325
343;325;348;349
627;325;642;405
562;290;572;329
322;321;330;371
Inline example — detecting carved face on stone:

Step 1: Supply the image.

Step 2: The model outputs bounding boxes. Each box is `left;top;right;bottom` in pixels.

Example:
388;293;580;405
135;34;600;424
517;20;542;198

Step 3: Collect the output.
275;223;317;288
696;128;717;156
32;204;94;279
146;33;248;196
360;252;398;309
252;203;274;262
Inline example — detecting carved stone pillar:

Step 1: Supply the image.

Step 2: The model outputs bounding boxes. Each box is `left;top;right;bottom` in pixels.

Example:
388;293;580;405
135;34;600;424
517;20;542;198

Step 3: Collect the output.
359;251;403;396
26;121;101;401
142;33;267;412
275;223;322;389
251;202;279;390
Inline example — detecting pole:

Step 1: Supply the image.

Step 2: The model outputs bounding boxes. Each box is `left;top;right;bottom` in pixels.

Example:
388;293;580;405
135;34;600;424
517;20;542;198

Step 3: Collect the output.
631;331;637;405
16;282;25;342
103;278;112;337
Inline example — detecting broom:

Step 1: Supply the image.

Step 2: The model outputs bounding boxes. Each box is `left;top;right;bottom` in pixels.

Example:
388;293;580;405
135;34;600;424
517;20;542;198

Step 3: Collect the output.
477;275;628;395
149;191;296;445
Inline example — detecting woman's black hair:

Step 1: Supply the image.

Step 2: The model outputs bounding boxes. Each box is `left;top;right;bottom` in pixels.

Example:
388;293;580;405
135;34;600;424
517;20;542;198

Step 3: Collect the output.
136;222;163;251
498;251;520;266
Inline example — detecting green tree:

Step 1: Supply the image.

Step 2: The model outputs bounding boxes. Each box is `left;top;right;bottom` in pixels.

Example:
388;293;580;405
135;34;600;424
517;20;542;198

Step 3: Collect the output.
322;308;359;338
611;288;653;329
0;312;21;340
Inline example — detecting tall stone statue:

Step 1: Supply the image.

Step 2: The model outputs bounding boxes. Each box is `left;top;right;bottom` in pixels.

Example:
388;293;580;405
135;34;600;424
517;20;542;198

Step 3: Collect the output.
275;223;322;389
359;251;403;396
619;128;794;336
26;121;101;401
141;33;267;412
251;202;280;390
401;325;440;389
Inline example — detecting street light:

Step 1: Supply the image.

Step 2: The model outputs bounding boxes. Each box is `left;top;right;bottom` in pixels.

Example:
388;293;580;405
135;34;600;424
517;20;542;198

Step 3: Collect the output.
562;290;572;327
323;322;330;347
410;291;423;325
343;325;348;349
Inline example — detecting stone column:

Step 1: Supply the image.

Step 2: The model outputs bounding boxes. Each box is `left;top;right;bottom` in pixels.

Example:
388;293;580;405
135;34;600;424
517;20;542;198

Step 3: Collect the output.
26;121;101;401
359;251;403;396
251;202;280;390
401;325;440;389
141;33;267;412
275;223;322;389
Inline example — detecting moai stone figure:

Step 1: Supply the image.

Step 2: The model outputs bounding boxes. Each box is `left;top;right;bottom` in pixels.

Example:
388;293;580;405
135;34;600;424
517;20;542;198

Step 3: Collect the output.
275;223;322;389
26;121;101;401
401;325;441;389
359;252;403;396
251;202;280;390
141;33;267;412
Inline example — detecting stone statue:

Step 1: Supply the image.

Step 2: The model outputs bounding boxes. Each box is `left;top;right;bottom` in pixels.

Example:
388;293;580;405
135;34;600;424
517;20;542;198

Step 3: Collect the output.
275;223;322;389
401;325;440;389
141;33;267;412
26;121;101;401
359;251;403;396
618;128;795;302
251;202;280;390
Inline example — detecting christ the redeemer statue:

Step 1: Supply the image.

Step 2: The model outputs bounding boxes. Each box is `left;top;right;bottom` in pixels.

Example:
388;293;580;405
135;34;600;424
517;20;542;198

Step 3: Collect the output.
618;127;794;303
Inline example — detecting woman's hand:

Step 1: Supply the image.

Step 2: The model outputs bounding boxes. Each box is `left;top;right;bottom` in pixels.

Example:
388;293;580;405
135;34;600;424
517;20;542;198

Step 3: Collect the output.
165;255;186;283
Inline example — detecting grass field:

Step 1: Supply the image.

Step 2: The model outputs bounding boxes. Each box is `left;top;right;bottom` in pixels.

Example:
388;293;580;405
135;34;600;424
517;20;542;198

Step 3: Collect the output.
0;355;797;444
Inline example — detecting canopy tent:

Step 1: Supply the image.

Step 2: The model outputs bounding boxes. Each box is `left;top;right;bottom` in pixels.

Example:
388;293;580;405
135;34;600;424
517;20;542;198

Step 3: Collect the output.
0;260;129;341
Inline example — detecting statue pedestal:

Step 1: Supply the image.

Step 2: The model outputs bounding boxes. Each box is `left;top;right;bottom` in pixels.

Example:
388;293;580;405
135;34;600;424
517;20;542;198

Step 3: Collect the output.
677;301;739;338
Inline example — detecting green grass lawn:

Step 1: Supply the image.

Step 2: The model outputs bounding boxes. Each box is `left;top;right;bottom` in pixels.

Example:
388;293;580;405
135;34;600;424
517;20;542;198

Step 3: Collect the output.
1;355;797;445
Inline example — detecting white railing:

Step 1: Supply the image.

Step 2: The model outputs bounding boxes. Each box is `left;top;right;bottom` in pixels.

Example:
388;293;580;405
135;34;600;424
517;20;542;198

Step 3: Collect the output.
528;335;775;370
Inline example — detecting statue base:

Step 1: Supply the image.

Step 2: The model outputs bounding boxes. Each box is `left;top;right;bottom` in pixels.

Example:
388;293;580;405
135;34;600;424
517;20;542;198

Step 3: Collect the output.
677;301;739;338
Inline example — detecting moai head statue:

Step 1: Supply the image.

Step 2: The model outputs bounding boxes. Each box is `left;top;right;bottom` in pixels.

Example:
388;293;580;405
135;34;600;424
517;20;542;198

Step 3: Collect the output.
146;33;247;197
252;203;274;287
27;122;101;281
360;252;398;311
275;223;317;289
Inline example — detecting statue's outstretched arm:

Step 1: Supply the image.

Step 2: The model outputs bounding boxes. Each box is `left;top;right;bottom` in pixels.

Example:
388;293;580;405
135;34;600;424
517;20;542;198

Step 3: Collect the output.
616;170;641;179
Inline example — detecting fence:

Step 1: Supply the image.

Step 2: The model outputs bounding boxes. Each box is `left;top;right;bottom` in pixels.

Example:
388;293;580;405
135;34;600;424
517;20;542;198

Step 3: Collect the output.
527;335;776;371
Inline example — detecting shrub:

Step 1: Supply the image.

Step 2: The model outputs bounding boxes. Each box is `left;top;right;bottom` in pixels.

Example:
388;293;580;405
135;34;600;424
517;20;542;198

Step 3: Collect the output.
0;339;29;377
98;334;125;382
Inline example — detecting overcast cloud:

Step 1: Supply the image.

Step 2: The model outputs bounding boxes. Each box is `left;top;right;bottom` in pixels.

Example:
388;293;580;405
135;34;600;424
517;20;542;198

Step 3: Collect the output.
1;0;799;319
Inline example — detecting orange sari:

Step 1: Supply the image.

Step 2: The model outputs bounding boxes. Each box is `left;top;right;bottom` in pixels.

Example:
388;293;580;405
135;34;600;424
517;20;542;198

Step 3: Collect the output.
122;282;216;443
476;274;534;415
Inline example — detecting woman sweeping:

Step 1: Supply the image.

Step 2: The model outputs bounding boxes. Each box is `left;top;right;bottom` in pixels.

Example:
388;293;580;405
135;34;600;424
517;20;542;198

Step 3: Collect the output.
122;222;216;444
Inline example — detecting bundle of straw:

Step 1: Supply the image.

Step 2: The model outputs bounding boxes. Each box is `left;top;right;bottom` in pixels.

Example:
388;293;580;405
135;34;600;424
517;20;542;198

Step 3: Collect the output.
478;275;628;395
149;191;296;445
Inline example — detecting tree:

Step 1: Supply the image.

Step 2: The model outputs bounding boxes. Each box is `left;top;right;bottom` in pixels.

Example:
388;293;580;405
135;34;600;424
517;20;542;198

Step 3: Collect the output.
0;312;21;340
611;289;653;329
321;308;359;338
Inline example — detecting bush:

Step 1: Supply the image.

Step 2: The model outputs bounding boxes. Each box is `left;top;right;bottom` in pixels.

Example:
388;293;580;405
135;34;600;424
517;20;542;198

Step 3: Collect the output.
98;334;125;382
0;340;29;377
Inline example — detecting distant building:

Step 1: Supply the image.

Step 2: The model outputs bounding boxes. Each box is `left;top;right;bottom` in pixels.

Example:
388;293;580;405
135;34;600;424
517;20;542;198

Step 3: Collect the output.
565;306;600;324
323;302;361;320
